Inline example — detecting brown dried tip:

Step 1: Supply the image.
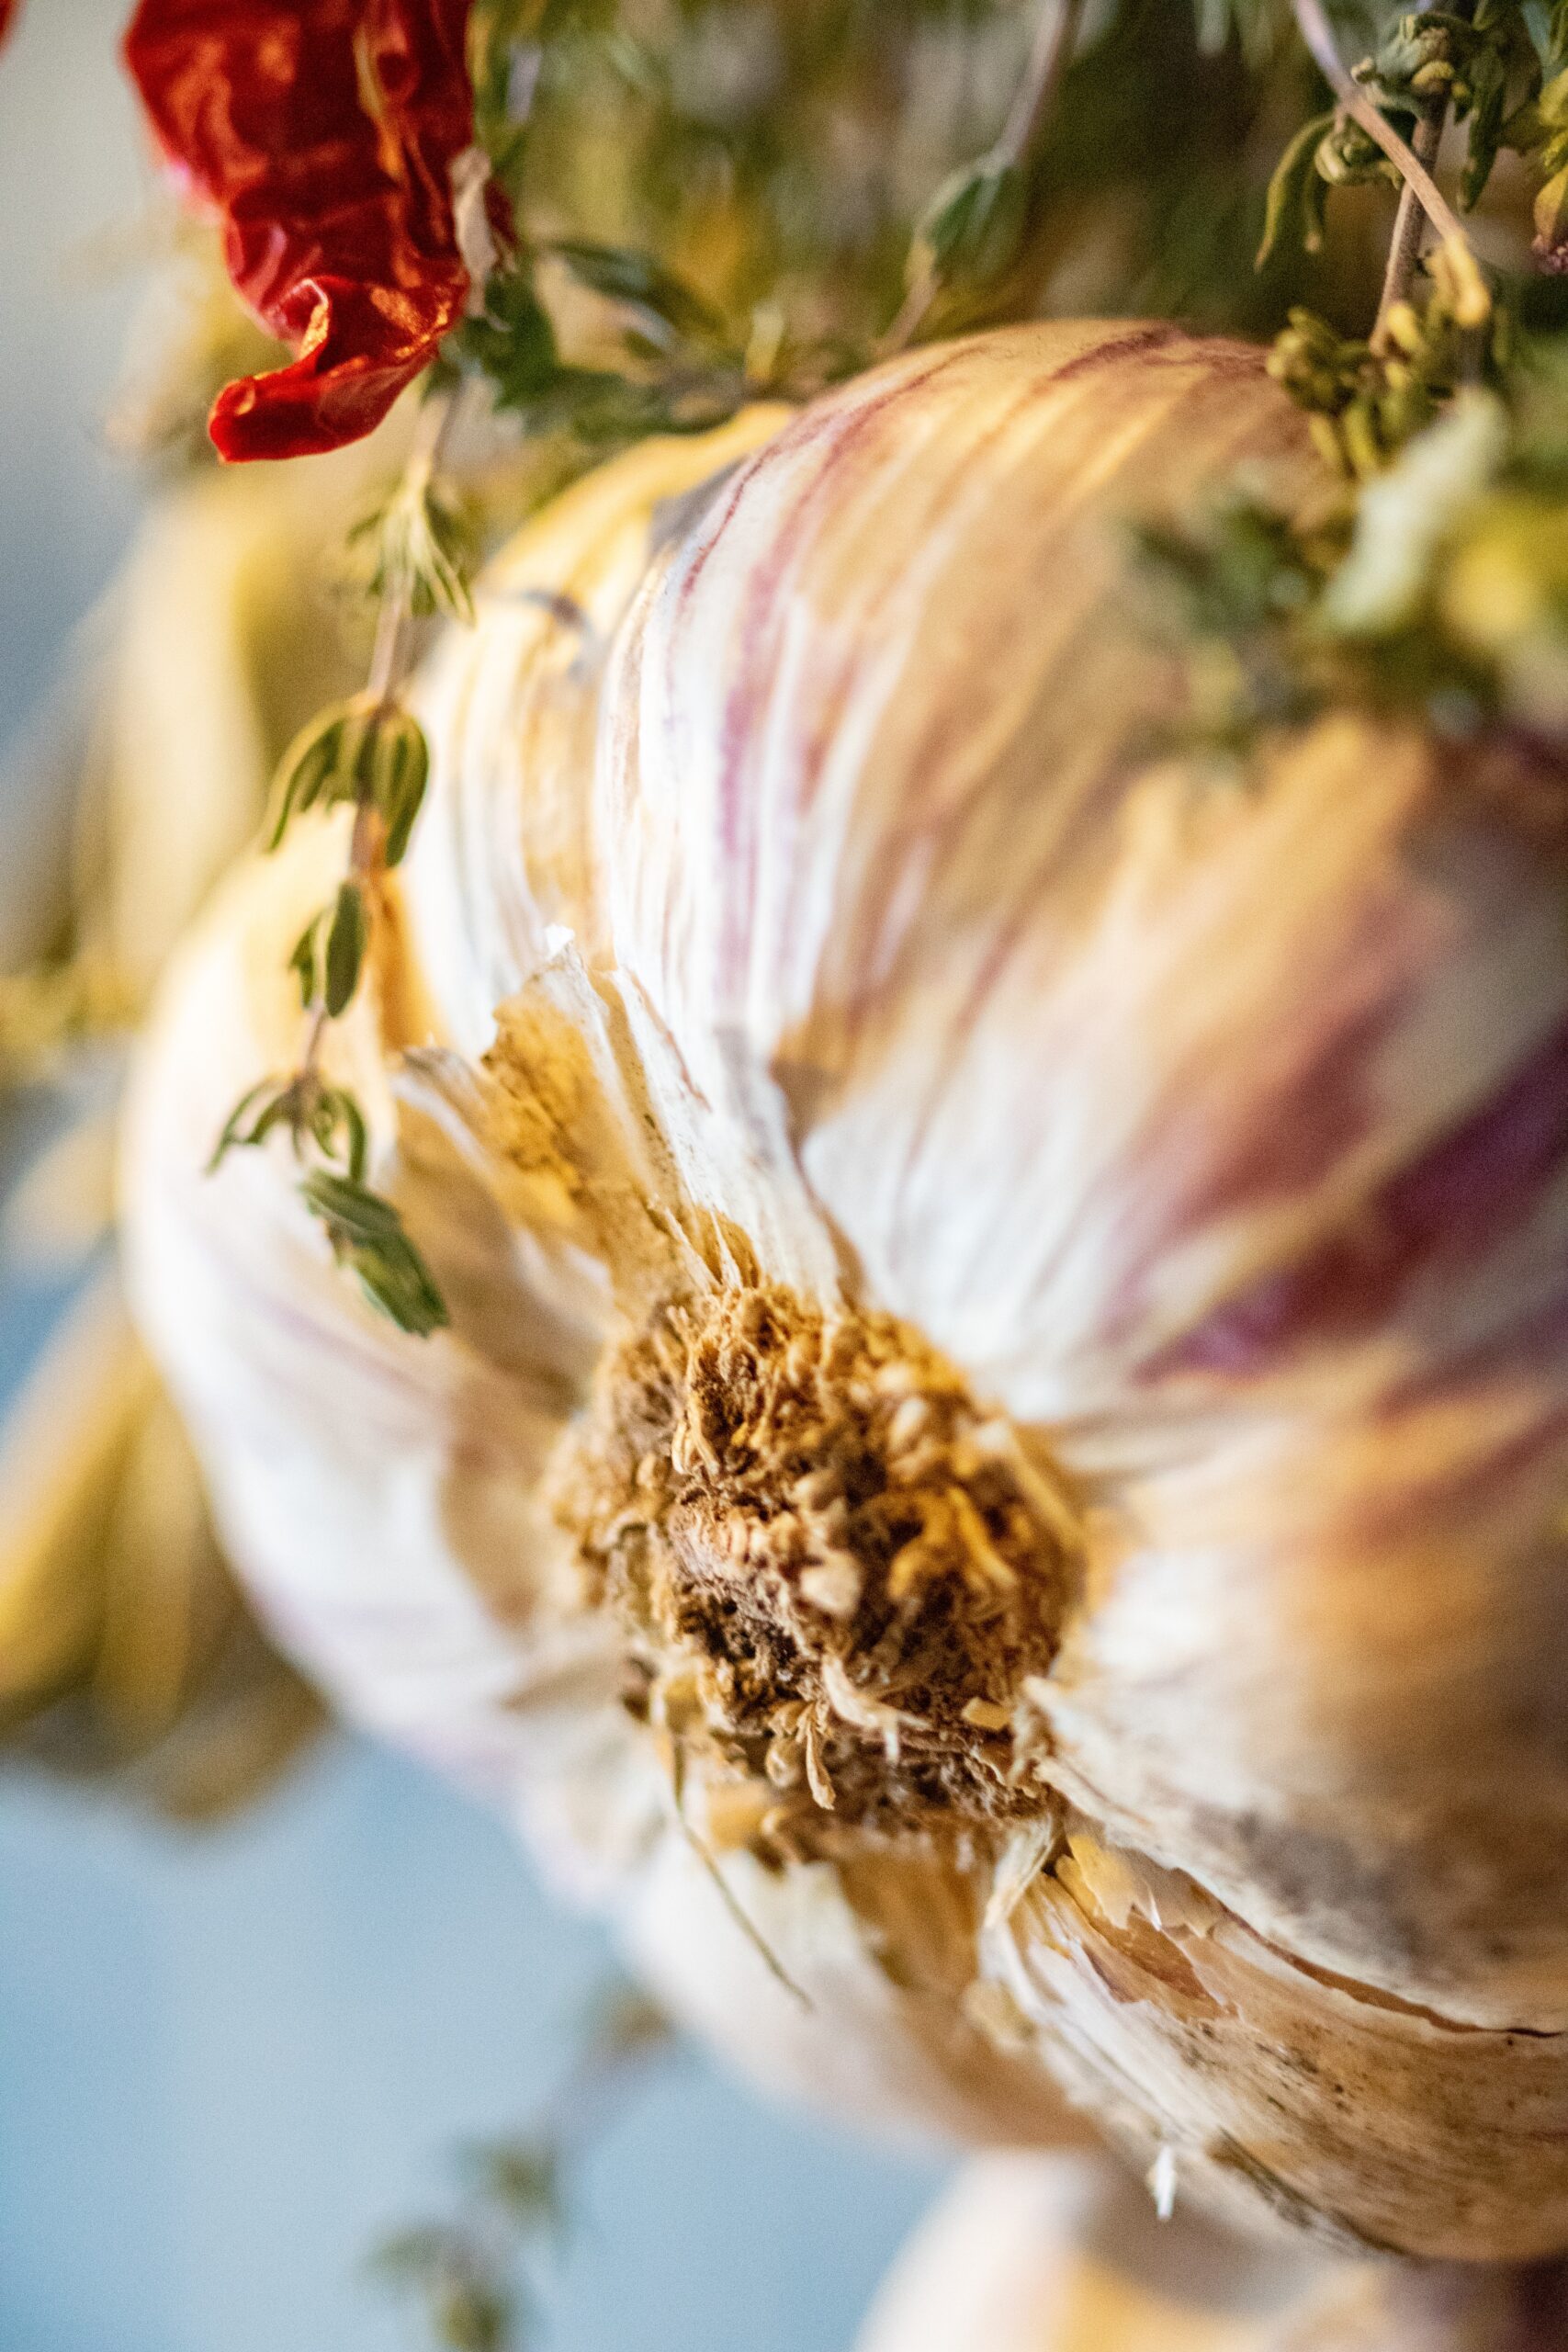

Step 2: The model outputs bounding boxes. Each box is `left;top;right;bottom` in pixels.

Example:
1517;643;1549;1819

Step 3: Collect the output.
552;1282;1081;1842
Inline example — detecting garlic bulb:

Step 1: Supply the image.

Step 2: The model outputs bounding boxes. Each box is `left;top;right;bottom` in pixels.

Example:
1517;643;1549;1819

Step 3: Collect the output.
124;321;1568;2246
855;2155;1568;2352
855;2153;1333;2352
857;2155;1568;2352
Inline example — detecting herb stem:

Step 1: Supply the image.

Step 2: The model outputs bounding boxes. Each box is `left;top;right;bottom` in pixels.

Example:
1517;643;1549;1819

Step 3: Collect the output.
366;386;461;704
297;379;464;1097
1290;0;1474;261
999;0;1089;174
1370;0;1475;351
1373;109;1446;348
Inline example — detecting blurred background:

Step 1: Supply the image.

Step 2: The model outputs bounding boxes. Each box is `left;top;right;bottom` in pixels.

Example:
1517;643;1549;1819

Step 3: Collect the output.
0;6;944;2346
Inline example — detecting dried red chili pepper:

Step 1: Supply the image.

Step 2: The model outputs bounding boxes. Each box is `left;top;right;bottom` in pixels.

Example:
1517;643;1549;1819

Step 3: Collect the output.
0;0;19;47
122;0;486;460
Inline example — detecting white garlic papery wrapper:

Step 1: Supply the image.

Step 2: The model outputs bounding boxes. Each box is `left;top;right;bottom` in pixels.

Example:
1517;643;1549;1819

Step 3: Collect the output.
855;2154;1333;2352
124;322;1568;2249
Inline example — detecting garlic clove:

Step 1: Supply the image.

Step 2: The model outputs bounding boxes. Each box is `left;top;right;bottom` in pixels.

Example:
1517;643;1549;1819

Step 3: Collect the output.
982;1826;1568;2260
404;406;789;1059
856;2153;1568;2352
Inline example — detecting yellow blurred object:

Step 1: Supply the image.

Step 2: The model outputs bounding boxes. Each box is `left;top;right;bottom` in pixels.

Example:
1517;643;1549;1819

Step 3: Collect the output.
0;1271;321;1818
0;437;374;1815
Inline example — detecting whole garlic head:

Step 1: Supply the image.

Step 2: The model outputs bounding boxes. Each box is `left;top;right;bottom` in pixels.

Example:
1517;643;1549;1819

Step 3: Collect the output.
123;322;1568;2250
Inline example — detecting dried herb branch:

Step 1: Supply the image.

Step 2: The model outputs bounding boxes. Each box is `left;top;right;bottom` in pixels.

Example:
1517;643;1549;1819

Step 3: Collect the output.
1143;6;1568;769
1373;2;1478;346
371;1984;673;2352
1291;0;1472;247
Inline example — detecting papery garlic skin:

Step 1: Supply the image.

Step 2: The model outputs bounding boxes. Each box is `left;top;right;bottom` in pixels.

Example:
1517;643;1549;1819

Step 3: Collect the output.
984;1827;1568;2259
604;322;1568;2031
123;322;1568;2250
120;818;640;1867
403;406;788;1057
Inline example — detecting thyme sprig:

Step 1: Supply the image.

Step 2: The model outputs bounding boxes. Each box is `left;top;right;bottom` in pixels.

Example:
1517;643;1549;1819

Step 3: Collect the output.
210;392;468;1339
1266;5;1568;300
1280;0;1491;322
371;1984;671;2352
1137;334;1568;761
1137;3;1568;770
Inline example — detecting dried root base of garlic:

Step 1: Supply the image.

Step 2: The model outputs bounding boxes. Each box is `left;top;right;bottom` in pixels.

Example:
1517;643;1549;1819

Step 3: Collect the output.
551;1279;1078;1838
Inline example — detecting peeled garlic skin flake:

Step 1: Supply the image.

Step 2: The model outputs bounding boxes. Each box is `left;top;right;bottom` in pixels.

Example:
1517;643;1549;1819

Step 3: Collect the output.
124;323;1568;2254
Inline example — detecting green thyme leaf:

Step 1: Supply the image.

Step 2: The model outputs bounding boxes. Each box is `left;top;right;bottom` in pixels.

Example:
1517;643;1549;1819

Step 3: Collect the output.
324;882;367;1017
463;2139;562;2233
908;154;1029;299
288;911;323;1012
266;702;357;850
299;1170;450;1337
1257;110;1335;267
431;2277;513;2352
548;238;727;347
209;1076;296;1171
288;883;366;1019
312;1086;370;1182
368;710;431;867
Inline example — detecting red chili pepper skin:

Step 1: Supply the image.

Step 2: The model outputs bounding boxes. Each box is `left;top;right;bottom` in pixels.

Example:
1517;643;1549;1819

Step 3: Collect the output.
122;0;479;460
0;0;19;46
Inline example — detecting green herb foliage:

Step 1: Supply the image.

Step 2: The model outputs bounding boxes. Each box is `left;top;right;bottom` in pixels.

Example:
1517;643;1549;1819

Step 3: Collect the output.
1135;328;1568;762
1259;5;1568;276
371;1986;671;2350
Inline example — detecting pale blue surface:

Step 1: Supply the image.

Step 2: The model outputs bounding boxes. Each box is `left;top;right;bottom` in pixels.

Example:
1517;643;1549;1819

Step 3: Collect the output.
0;1741;941;2352
0;6;945;2345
